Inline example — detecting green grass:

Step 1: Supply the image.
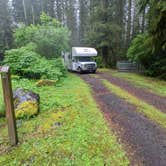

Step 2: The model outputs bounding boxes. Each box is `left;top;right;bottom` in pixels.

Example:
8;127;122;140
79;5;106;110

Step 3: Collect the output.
0;74;129;166
103;79;166;128
99;69;166;97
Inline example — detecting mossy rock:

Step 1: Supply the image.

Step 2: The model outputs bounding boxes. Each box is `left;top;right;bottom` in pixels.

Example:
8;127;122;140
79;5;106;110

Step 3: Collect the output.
13;88;40;119
36;79;57;87
15;101;38;119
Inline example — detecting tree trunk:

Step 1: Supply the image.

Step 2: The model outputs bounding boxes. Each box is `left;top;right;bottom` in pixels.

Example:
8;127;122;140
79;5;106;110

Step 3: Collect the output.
102;46;109;67
22;0;27;24
141;8;145;33
115;0;125;57
31;0;35;24
126;0;131;47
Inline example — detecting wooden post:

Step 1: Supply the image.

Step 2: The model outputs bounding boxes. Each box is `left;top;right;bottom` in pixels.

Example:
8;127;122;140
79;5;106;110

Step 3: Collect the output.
0;66;18;145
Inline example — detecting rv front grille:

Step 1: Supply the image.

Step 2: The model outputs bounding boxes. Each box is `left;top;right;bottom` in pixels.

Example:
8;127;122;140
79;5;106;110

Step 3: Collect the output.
86;64;95;70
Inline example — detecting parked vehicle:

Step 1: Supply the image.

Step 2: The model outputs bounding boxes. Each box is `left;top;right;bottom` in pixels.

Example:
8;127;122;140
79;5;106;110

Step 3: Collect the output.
62;47;98;73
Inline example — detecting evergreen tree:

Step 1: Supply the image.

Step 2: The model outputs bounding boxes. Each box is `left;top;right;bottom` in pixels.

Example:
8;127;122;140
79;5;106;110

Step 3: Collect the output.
126;0;132;47
79;0;89;45
66;0;79;46
128;0;166;78
0;0;13;59
87;0;122;66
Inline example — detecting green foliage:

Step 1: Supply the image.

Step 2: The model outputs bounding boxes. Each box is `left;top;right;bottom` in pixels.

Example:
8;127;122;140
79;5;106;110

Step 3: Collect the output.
4;43;66;80
87;2;123;67
90;22;122;66
127;33;152;65
139;0;166;52
131;0;166;79
0;74;129;165
127;33;166;79
14;13;70;59
40;12;60;27
94;56;105;68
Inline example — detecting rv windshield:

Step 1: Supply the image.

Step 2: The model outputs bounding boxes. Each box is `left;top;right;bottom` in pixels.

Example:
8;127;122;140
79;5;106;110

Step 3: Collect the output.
77;57;93;62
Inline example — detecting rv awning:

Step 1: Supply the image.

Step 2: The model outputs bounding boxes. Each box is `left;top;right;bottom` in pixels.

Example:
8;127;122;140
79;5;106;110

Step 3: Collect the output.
72;47;98;57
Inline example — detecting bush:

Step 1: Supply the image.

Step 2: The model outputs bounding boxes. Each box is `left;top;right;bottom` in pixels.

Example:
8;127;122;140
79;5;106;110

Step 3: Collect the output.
14;13;70;59
127;34;152;66
4;43;66;80
127;33;166;80
94;56;105;68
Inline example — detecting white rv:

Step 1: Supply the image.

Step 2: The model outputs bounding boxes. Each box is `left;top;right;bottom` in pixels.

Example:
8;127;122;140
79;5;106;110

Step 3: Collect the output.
63;47;98;73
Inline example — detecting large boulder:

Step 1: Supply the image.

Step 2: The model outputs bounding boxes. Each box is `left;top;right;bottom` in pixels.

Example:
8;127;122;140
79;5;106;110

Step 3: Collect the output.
13;88;40;119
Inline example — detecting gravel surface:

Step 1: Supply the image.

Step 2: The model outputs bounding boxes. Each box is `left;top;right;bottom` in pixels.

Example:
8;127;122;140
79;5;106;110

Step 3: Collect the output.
99;72;166;113
80;74;166;166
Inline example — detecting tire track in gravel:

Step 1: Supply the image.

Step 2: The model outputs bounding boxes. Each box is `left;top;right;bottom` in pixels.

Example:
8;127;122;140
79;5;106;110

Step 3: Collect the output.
80;74;166;166
98;72;166;113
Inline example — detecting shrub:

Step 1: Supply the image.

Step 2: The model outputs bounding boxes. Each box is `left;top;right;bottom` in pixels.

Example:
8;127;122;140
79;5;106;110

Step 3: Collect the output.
14;13;70;59
94;56;105;68
127;33;152;67
127;33;166;79
4;43;66;80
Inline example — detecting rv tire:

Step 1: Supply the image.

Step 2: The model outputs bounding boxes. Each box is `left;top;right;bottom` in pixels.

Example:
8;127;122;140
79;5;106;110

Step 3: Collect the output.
77;67;83;74
92;70;96;74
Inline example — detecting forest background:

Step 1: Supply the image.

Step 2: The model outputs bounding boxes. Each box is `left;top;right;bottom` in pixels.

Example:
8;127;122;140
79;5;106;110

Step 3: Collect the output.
0;0;165;79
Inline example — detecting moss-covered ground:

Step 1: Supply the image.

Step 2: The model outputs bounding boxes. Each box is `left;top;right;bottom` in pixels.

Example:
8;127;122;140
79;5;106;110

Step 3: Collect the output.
0;74;129;165
99;69;166;97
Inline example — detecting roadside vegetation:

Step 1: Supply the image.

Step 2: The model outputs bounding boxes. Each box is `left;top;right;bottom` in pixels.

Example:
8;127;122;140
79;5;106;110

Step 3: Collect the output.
0;14;68;117
102;79;166;128
0;74;129;165
3;13;68;81
4;44;66;81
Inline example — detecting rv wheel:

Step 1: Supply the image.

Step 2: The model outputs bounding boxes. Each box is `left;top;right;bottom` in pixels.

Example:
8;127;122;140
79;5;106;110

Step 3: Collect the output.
92;70;96;74
77;67;83;74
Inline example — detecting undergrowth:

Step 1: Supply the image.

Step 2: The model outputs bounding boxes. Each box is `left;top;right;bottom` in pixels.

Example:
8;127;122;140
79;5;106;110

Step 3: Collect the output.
0;74;129;165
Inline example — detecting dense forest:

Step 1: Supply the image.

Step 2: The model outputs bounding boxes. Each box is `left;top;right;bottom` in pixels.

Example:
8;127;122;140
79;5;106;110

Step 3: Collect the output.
0;0;165;78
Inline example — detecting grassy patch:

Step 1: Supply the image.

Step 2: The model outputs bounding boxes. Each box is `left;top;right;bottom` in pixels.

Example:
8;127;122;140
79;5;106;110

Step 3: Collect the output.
0;74;129;165
99;69;166;97
103;79;166;128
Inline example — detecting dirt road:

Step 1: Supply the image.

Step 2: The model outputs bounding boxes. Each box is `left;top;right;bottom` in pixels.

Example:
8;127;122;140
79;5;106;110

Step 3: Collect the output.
80;73;166;166
99;72;166;113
